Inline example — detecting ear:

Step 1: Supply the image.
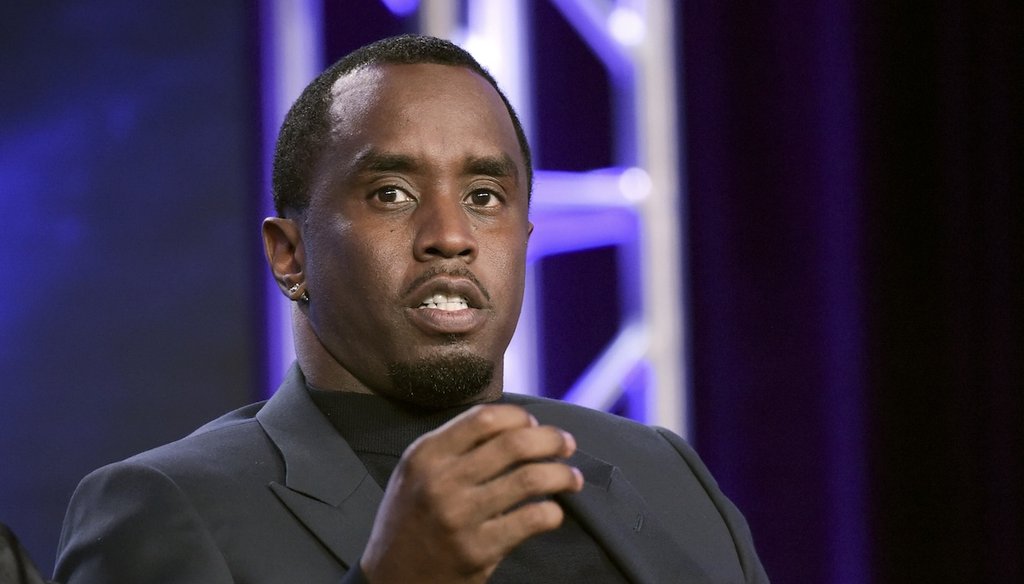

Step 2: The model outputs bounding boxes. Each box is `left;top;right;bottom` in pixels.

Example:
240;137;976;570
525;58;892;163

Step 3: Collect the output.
262;217;307;301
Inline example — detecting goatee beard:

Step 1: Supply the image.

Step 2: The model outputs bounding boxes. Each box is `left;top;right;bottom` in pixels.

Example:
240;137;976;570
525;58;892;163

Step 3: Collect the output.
385;353;494;409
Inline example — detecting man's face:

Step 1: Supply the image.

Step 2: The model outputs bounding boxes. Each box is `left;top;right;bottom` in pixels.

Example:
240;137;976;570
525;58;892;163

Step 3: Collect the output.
296;63;531;407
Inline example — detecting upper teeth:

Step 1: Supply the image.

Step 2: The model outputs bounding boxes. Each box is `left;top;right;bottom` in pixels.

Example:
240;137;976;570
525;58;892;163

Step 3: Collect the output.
419;294;468;311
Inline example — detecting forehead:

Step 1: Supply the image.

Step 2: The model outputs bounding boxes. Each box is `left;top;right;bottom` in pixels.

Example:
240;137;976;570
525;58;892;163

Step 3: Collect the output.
324;63;523;170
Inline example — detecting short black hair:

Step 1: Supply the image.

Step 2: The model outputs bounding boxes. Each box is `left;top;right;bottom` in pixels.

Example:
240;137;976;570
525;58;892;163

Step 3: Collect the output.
271;34;533;216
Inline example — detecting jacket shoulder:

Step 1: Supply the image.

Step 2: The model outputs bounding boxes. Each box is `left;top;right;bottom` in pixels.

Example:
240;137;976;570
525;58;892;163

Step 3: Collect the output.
504;393;668;451
84;400;277;491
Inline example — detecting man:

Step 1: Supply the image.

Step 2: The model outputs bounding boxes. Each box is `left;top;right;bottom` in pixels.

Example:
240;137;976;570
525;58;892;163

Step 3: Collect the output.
55;35;767;583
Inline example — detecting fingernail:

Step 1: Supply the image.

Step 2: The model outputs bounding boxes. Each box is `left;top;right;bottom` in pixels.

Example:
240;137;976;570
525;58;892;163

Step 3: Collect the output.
562;430;576;453
528;414;539;426
573;466;584;487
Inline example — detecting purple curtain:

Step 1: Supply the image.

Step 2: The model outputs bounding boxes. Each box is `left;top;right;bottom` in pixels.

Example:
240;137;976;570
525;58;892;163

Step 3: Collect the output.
683;2;1023;582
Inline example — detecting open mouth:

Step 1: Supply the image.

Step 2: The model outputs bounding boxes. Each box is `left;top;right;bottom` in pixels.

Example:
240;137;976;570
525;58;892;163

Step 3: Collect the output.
407;285;485;335
418;293;469;311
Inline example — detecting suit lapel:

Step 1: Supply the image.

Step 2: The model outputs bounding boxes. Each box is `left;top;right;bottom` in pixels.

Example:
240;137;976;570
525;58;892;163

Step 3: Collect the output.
556;447;715;584
256;365;383;569
255;374;714;581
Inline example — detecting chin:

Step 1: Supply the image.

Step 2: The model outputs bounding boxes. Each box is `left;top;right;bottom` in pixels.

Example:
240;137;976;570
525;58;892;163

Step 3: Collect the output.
384;352;495;410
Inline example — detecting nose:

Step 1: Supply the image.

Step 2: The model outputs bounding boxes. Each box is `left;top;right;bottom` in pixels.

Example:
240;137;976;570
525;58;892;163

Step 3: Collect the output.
413;196;478;262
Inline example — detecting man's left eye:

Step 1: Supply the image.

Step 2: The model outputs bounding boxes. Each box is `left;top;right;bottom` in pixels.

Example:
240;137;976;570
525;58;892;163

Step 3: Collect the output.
466;190;499;207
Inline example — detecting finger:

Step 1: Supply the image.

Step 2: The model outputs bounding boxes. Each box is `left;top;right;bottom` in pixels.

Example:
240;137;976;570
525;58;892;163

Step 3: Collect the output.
478;498;569;557
475;461;583;518
459;425;577;483
413;404;538;457
419;460;582;530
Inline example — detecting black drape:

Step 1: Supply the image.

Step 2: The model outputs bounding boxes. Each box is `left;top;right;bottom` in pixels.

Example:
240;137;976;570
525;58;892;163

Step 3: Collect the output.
862;3;1023;582
684;2;1022;582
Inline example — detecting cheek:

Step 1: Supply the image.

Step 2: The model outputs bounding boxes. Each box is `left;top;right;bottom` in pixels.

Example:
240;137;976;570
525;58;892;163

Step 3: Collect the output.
340;237;405;299
308;218;403;285
484;233;529;298
304;228;362;299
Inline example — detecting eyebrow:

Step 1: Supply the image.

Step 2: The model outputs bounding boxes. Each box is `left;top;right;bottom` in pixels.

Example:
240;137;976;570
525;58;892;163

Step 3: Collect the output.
464;154;520;185
352;150;418;174
351;149;519;185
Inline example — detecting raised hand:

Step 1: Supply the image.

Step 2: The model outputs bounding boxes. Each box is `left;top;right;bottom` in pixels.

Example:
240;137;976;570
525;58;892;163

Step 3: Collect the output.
360;404;583;583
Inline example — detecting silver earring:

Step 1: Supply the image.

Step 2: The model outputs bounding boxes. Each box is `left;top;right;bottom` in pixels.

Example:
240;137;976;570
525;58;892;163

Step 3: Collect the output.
287;283;309;303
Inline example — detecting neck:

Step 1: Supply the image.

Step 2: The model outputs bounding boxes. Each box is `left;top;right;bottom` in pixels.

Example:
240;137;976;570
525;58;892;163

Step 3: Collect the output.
291;306;375;394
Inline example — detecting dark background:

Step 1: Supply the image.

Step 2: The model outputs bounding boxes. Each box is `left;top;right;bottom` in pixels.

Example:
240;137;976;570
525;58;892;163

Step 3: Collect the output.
1;1;1020;582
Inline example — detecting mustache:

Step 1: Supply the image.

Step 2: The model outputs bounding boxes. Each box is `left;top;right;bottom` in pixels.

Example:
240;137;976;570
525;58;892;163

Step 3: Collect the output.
403;266;492;303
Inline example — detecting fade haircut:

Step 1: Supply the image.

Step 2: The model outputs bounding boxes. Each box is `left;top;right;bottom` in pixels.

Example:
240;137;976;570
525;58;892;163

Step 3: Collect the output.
271;34;533;216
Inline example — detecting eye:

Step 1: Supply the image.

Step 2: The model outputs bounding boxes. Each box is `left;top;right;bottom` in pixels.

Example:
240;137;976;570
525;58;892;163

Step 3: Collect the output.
372;186;413;204
465;189;501;208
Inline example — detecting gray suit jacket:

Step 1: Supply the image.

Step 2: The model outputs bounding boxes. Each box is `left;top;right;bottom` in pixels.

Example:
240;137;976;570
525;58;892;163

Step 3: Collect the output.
55;365;768;583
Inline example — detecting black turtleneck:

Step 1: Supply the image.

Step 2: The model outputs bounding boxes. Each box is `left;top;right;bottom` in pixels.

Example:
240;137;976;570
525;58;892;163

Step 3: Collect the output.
306;387;629;583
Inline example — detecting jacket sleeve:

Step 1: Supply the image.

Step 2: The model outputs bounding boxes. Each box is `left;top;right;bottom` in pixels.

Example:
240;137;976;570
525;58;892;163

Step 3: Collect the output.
655;427;771;584
54;460;235;584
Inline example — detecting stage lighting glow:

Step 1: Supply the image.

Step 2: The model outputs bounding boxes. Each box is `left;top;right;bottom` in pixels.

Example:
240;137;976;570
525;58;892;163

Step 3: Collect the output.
380;0;419;17
619;166;652;202
460;33;504;80
608;7;645;46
